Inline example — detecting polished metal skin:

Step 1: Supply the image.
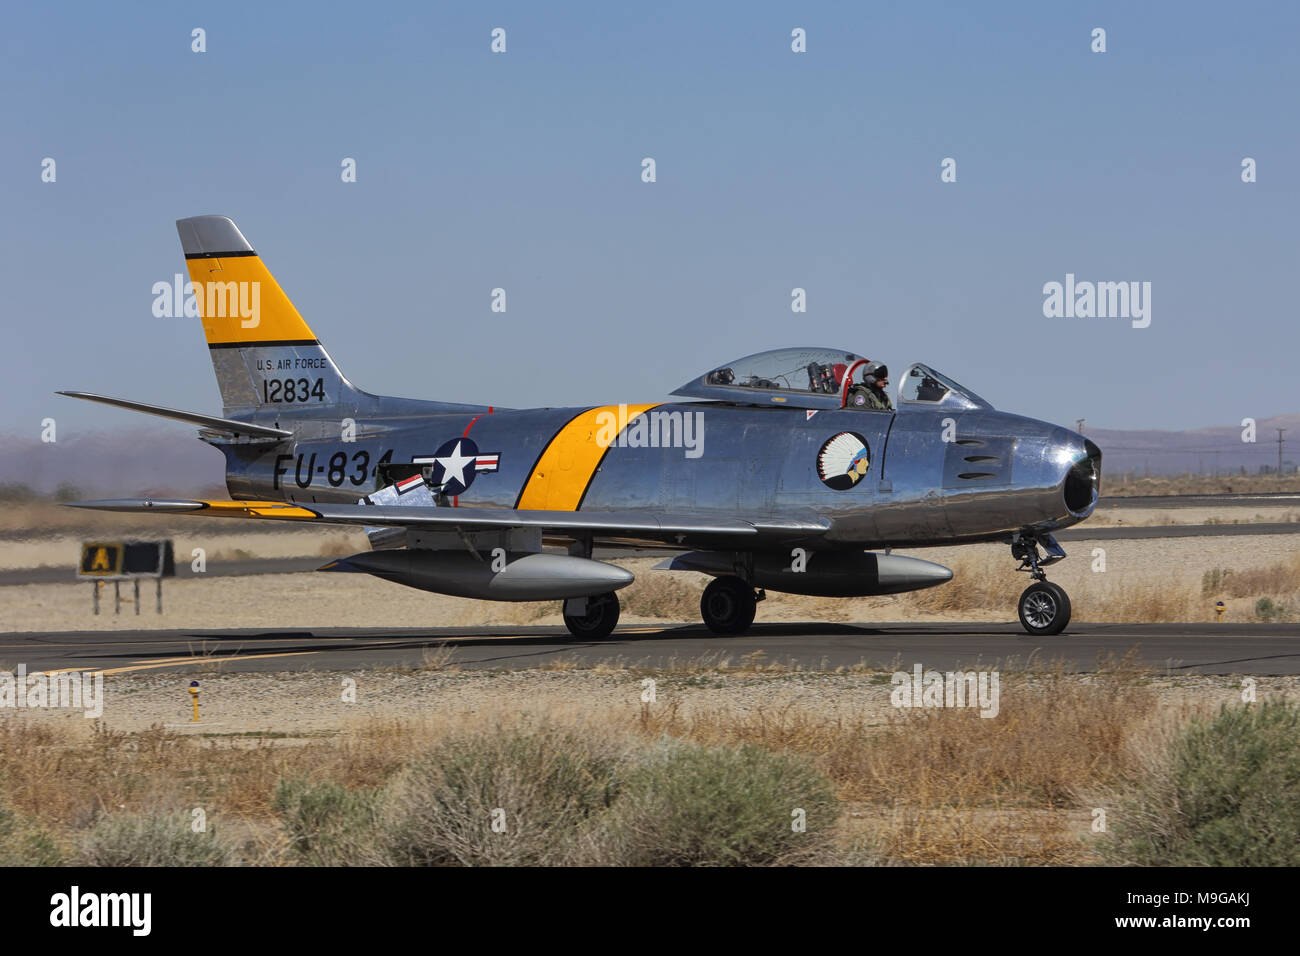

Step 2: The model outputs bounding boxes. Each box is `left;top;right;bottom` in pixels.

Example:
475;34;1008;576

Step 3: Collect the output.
321;550;635;601
71;356;1101;590
656;549;954;597
212;385;1100;553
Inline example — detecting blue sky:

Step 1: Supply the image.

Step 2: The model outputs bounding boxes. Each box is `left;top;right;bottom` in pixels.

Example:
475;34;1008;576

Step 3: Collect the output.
2;0;1297;435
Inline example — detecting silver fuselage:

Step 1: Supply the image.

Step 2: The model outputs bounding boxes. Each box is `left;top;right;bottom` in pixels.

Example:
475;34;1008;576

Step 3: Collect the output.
216;397;1100;553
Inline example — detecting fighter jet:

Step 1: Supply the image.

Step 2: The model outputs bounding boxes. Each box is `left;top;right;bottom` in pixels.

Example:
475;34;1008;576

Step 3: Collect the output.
65;216;1101;638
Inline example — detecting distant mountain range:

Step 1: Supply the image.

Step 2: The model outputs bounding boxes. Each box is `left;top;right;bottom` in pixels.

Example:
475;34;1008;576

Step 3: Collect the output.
1;425;228;499
1084;414;1300;478
2;414;1298;498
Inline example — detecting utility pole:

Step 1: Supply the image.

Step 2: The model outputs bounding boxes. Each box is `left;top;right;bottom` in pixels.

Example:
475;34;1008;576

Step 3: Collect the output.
1075;418;1085;434
1277;428;1287;475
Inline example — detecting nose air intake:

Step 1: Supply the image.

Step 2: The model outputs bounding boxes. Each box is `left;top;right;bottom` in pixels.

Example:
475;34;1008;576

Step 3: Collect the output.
1064;439;1102;515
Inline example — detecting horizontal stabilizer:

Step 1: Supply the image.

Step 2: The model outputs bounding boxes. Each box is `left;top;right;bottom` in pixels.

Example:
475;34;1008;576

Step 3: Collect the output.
57;391;292;440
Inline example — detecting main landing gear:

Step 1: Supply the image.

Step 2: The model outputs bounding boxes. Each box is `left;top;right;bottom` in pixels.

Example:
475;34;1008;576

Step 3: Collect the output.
700;576;764;635
1011;533;1071;636
563;591;621;640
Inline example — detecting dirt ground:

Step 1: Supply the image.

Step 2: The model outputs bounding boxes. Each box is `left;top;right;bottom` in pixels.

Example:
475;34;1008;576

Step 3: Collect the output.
4;665;1294;738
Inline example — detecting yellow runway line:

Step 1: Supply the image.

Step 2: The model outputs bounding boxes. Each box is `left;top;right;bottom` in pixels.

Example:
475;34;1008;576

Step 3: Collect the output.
94;651;318;675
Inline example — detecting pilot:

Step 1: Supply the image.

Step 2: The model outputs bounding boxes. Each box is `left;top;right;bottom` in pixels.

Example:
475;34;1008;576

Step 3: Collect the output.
848;362;893;410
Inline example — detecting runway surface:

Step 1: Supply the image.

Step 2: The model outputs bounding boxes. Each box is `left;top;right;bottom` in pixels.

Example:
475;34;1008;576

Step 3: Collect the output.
5;621;1300;675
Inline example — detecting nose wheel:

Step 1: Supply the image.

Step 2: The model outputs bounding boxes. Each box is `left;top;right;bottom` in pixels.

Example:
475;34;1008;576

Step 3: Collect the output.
1011;532;1072;636
700;576;761;635
1017;580;1071;636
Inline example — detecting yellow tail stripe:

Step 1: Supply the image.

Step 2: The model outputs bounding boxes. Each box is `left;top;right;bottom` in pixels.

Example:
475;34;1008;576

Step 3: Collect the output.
516;404;662;511
184;255;315;345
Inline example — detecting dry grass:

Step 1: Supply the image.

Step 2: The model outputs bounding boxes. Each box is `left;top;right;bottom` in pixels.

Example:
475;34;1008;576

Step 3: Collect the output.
890;554;1200;623
207;547;256;562
316;535;358;558
0;657;1218;866
906;559;1022;614
852;806;1085;865
1201;554;1300;600
416;644;460;672
457;598;554;627
634;656;1154;806
619;572;703;620
0;718;429;835
430;544;1300;628
1106;473;1300;497
709;549;1295;624
630;654;1156;863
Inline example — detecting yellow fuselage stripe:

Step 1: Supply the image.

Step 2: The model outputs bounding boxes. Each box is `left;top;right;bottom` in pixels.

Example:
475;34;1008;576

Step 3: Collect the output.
516;404;662;511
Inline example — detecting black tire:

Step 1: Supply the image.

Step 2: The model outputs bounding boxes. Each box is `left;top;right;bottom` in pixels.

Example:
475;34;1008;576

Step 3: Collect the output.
563;591;620;640
1017;581;1071;636
700;576;758;635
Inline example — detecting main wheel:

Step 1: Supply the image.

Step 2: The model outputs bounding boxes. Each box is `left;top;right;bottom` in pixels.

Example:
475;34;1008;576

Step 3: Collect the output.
1017;581;1071;636
563;591;620;640
700;576;758;635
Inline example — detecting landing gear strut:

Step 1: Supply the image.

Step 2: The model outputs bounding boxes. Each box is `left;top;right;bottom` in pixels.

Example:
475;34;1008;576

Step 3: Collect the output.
700;576;763;635
1011;533;1071;636
563;591;620;640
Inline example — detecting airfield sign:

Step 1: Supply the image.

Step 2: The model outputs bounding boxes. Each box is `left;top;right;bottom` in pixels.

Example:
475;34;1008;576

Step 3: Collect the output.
78;540;175;615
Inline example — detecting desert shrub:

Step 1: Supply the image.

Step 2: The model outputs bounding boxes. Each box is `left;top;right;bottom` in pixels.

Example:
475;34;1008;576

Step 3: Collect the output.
618;573;703;620
272;778;383;866
72;811;233;866
597;738;839;866
1254;597;1289;622
0;804;63;866
1205;557;1300;601
1201;568;1230;595
53;482;84;503
381;726;624;866
635;656;1154;809
0;482;37;502
1106;701;1300;866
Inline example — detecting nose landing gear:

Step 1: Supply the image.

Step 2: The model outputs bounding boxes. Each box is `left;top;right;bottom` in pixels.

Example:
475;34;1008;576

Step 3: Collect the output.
1011;532;1071;636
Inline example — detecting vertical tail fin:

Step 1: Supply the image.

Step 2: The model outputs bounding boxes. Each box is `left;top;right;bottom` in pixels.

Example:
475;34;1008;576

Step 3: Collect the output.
177;216;364;417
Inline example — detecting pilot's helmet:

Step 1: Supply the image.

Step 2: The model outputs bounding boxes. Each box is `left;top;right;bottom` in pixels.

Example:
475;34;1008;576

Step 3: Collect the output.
863;362;889;385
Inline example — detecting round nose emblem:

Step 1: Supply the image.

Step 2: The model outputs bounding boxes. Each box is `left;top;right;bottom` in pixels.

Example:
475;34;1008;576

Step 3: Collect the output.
817;432;871;490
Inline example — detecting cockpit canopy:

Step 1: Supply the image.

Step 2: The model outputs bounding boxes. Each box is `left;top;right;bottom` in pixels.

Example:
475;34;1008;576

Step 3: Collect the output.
672;347;868;409
672;348;991;411
897;363;991;410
